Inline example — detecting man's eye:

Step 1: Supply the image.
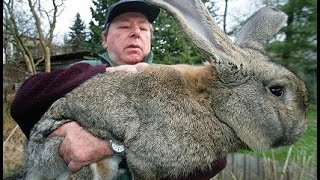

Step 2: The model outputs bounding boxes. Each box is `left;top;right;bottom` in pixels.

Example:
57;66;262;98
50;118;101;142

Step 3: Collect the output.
140;27;148;31
118;24;130;29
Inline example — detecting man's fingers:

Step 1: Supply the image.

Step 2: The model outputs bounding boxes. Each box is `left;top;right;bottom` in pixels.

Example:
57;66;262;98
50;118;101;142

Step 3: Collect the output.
48;121;111;174
106;65;133;73
48;122;73;138
136;62;149;71
59;138;71;163
68;161;83;173
106;63;149;73
48;128;65;138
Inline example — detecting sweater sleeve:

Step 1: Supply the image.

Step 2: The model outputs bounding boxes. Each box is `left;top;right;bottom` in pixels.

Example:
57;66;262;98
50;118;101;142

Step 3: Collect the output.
10;63;107;138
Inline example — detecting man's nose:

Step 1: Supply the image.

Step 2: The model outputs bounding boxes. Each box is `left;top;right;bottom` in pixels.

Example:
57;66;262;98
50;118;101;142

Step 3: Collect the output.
130;25;141;38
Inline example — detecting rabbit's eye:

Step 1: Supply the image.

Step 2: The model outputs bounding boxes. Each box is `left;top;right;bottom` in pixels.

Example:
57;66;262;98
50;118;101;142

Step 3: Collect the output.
269;85;284;97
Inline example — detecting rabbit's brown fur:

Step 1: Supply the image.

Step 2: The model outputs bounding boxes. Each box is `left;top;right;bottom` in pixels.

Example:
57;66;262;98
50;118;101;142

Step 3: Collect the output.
20;0;309;180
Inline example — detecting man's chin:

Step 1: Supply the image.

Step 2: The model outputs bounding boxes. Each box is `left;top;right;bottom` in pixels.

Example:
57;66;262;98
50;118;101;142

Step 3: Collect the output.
124;56;145;64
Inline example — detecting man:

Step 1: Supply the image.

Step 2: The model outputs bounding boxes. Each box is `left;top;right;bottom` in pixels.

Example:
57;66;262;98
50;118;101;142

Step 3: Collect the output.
10;0;226;179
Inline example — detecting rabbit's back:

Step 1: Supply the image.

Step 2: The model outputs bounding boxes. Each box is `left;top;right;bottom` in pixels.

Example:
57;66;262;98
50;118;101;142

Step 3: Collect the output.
63;65;240;177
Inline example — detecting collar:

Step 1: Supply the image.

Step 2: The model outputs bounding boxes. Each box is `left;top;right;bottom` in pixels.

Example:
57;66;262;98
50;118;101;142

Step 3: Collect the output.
99;52;153;67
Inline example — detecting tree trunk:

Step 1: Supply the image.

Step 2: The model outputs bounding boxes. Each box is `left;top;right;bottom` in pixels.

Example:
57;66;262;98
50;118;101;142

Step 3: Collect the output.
23;53;36;75
44;46;51;72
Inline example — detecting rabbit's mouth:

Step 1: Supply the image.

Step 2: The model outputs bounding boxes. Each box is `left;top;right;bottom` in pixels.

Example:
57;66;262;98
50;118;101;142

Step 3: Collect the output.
271;136;297;148
271;123;307;148
271;137;287;147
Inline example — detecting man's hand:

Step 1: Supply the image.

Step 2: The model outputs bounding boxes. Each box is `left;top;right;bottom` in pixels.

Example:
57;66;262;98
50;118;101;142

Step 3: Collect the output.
106;62;149;73
48;121;113;173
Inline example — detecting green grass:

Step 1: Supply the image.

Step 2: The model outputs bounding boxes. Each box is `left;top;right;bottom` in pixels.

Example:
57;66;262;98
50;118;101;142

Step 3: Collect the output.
3;165;24;179
237;108;317;167
307;110;317;122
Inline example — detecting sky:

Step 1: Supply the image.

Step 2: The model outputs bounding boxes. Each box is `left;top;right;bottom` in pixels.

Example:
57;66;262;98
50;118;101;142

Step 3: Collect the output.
53;0;263;44
53;0;94;43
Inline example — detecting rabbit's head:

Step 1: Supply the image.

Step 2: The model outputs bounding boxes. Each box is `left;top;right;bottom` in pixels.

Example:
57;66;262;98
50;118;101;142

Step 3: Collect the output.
146;0;309;151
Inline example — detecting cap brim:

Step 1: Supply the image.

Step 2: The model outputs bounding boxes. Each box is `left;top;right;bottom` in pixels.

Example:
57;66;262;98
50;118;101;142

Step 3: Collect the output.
106;1;160;24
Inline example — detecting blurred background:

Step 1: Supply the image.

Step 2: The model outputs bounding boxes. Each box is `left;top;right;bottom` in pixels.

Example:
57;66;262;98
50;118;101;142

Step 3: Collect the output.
3;0;317;179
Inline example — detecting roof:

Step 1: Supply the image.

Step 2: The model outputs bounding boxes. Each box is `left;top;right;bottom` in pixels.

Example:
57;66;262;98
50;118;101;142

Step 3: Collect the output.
37;50;100;62
51;51;100;61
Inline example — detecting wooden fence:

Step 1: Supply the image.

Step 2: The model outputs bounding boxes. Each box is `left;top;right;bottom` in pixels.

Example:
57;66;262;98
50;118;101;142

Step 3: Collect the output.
212;153;317;180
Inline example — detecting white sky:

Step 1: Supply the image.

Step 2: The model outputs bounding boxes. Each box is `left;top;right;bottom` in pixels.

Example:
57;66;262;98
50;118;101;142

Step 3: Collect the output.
53;0;263;44
55;0;94;31
53;0;94;43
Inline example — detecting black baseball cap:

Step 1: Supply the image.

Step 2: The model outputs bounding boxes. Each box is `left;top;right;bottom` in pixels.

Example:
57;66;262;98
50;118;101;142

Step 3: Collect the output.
104;0;160;26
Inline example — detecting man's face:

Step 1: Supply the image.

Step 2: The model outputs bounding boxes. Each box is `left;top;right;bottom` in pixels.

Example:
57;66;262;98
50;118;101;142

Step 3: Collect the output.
103;12;152;65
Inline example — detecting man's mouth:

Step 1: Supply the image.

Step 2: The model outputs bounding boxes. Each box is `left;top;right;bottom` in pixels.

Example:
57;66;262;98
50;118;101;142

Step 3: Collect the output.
127;44;141;49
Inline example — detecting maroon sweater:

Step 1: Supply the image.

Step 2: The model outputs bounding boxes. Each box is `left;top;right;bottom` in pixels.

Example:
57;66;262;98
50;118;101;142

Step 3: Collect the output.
10;63;107;137
10;62;226;179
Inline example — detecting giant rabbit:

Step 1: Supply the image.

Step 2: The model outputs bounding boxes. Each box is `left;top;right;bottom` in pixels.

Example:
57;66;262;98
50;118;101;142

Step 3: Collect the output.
22;0;309;179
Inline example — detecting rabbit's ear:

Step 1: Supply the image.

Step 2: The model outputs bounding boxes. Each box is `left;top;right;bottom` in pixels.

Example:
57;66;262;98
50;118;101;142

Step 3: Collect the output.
145;0;238;61
234;7;288;53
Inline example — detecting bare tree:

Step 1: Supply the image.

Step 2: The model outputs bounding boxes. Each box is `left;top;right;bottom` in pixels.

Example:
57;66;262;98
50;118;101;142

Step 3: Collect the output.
222;0;228;32
203;0;229;33
4;0;36;74
3;0;65;74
